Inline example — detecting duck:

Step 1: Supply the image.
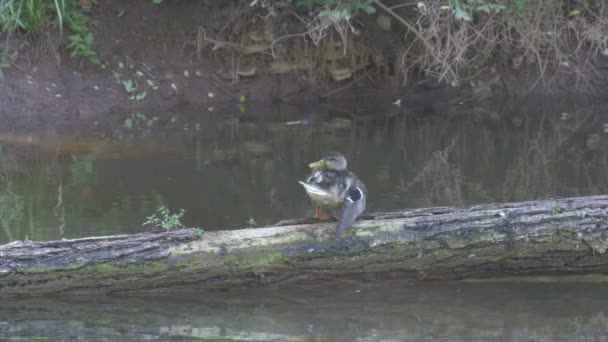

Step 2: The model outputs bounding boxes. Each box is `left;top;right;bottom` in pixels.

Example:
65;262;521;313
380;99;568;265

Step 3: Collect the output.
299;152;367;237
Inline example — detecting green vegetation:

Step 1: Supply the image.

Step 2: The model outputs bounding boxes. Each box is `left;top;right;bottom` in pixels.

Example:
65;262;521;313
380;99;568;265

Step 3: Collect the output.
121;80;147;102
0;0;65;35
143;206;204;235
0;52;10;78
0;0;99;64
66;31;99;64
123;112;158;129
552;202;564;214
121;79;137;93
144;206;187;231
296;0;376;17
124;112;146;129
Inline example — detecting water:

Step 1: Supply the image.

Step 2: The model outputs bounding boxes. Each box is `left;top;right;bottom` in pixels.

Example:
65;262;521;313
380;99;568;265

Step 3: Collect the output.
1;101;607;244
2;283;608;341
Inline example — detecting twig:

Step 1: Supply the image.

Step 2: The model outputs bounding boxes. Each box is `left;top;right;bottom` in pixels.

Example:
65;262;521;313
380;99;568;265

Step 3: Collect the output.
373;0;458;82
320;68;374;98
197;26;244;51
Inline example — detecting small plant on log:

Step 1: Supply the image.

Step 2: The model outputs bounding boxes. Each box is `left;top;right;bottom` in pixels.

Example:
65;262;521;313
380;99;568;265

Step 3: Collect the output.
143;206;186;231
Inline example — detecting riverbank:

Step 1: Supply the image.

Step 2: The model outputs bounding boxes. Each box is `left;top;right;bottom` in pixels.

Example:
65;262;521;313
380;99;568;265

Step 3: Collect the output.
2;0;607;134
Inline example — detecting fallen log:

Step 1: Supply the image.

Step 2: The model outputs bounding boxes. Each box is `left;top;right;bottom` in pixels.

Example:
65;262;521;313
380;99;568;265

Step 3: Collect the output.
2;195;608;297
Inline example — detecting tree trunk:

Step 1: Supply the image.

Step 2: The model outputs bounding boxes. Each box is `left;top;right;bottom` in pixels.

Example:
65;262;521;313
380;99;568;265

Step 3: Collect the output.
2;195;608;297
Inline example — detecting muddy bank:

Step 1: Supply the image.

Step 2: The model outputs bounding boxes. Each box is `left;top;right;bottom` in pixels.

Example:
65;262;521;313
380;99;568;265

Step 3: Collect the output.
2;0;607;133
0;1;398;128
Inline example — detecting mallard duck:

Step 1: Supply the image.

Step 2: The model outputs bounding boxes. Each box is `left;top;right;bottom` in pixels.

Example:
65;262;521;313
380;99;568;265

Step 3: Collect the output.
299;152;367;237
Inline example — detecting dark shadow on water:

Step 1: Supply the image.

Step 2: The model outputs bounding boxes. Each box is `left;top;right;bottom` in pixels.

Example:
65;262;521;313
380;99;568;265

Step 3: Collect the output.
1;283;608;341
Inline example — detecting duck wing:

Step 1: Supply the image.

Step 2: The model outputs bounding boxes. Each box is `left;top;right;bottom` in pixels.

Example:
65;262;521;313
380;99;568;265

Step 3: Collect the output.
335;184;366;237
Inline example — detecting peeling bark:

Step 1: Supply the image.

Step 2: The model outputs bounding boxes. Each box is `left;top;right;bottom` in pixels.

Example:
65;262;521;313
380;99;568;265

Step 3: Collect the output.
2;195;608;297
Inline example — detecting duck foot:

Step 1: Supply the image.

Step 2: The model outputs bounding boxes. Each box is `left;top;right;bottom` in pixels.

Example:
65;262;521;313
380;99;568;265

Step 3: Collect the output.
314;207;333;221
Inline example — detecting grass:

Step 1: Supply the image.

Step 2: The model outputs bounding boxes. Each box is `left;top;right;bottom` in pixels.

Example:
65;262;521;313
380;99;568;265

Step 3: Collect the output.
0;52;10;78
0;0;66;35
0;0;100;64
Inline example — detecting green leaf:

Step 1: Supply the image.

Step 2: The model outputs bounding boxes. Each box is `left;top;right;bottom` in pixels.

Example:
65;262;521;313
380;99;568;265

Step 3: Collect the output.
122;80;137;93
319;9;331;17
477;4;490;13
68;34;83;43
492;4;506;13
85;32;94;46
53;0;64;34
152;0;162;3
136;91;147;101
363;4;376;14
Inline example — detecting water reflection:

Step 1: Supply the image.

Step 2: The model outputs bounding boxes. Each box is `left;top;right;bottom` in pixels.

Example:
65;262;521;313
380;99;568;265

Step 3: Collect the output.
1;283;608;341
0;100;607;243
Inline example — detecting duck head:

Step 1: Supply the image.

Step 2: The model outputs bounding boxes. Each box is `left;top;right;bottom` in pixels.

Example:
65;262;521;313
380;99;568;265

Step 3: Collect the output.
309;152;348;171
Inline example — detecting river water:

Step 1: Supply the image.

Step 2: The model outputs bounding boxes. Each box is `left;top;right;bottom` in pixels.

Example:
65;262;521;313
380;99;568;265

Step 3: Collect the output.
1;100;606;243
2;283;608;341
0;100;607;340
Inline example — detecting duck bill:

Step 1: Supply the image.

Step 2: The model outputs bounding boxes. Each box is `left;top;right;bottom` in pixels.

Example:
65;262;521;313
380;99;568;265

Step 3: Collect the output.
308;159;326;169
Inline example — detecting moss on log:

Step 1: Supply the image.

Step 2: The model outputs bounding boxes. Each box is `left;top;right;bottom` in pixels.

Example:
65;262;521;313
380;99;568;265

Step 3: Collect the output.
2;195;608;297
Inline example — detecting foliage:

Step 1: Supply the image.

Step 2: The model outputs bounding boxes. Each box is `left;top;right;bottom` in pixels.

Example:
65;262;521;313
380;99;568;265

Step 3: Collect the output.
66;31;99;64
64;5;100;64
296;0;376;17
0;0;100;64
143;206;186;231
446;0;602;21
0;0;65;35
121;80;147;101
124;112;146;129
552;202;564;214
0;52;10;78
448;0;507;21
122;79;137;93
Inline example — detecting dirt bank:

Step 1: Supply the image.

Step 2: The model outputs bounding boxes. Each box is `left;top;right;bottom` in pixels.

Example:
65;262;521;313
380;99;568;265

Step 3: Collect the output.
0;0;606;133
0;1;322;129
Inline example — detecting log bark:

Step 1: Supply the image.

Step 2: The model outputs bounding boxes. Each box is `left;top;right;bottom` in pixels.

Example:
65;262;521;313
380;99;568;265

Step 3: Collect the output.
2;195;608;297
